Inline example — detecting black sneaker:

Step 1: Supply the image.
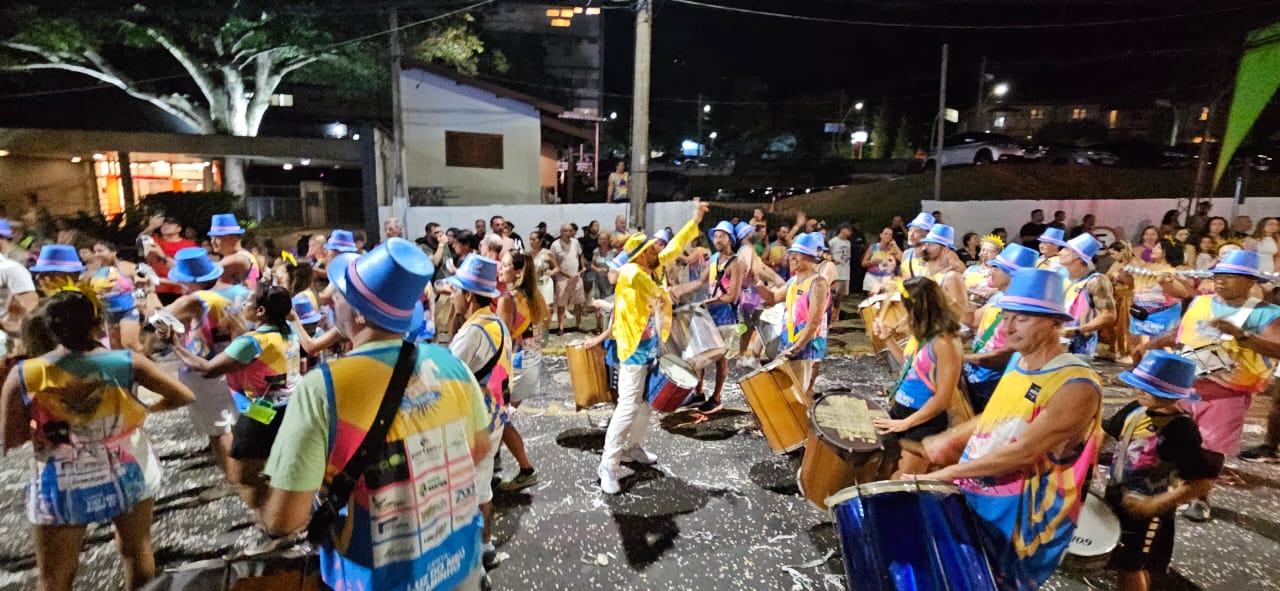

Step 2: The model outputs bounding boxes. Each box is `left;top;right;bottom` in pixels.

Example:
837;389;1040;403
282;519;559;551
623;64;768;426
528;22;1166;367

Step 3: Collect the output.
695;398;723;414
497;470;539;492
483;548;500;570
1240;444;1280;463
682;394;707;408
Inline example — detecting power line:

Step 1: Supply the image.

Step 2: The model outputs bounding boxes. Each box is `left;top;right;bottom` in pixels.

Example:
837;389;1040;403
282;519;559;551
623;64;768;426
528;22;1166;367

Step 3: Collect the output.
668;0;1279;30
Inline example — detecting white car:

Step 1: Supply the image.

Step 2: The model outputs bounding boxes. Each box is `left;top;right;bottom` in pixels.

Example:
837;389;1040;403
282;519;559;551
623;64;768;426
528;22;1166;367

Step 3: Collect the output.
925;132;1026;168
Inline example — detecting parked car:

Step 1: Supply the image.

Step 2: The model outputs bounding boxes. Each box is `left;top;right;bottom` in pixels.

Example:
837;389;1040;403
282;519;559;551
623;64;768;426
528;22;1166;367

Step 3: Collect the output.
1045;143;1119;166
1090;140;1192;168
924;132;1026;168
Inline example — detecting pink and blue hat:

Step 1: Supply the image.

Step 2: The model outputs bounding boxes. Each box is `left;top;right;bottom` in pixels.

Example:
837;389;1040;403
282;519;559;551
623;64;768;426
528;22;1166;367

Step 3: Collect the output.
31;244;85;273
709;221;737;247
988;243;1039;276
324;229;358;253
1063;233;1101;267
0;220;13;239
447;253;501;298
1119;350;1198;400
328;237;433;333
787;232;824;260
907;212;935;231
1039;227;1067;247
292;293;323;324
1212;249;1267;281
167;247;223;283
734;221;755;245
997;268;1072;321
208;213;245;236
921;224;956;249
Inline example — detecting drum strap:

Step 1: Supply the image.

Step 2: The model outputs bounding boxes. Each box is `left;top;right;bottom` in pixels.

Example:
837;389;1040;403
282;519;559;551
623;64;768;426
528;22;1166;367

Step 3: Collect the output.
971;310;1003;354
1107;406;1148;487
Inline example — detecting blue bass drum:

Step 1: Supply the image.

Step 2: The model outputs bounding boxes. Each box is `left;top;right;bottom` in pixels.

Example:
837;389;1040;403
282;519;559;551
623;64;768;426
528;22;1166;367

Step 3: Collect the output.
827;480;996;591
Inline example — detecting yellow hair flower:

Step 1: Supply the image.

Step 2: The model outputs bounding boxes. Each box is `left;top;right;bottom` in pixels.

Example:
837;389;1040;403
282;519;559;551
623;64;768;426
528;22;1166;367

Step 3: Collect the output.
281;251;297;267
981;234;1004;248
40;276;102;316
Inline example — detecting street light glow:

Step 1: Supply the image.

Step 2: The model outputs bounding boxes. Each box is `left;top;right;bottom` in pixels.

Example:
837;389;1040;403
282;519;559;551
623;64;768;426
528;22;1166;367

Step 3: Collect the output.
854;101;864;111
703;104;712;113
610;111;618;120
992;83;1010;97
709;131;718;139
851;130;869;143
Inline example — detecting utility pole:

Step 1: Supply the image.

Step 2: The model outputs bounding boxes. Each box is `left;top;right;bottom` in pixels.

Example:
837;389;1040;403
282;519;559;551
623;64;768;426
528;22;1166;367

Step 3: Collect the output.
934;43;948;201
628;0;653;231
974;55;986;132
696;92;703;155
389;8;409;236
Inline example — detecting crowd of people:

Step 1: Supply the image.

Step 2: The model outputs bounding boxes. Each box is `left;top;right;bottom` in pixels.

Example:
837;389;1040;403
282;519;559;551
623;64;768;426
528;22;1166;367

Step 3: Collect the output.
0;195;1275;591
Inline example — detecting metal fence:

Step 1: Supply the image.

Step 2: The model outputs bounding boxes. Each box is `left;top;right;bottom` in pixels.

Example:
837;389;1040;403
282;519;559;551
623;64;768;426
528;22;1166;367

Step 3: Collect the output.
246;195;304;225
245;184;365;227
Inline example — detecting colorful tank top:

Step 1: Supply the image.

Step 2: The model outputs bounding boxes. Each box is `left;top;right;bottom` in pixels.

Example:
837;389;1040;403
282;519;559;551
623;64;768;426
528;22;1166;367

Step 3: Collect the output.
708;251;738;325
894;337;941;409
457;312;513;430
964;264;995;303
90;265;135;313
1063;272;1100;356
224;325;301;410
966;295;1008;385
783;274;828;360
866;243;897;277
769;242;789;279
957;353;1101;590
737;245;764;316
231;249;260;289
185;284;251;360
1177;295;1280;394
318;342;484;591
512;292;542;373
20;350;161;525
1132;263;1178;309
899;247;927;279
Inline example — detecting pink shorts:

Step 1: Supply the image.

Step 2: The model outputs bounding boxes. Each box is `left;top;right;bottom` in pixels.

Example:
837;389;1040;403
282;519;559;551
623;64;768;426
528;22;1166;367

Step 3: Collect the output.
1179;380;1254;457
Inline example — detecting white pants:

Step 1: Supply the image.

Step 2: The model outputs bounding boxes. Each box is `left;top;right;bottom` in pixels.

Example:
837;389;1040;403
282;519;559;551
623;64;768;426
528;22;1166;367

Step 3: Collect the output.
474;426;505;504
601;363;652;468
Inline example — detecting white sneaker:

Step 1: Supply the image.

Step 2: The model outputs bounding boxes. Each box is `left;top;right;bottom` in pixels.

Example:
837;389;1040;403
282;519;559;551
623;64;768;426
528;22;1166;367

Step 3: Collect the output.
597;463;621;494
621;446;658;465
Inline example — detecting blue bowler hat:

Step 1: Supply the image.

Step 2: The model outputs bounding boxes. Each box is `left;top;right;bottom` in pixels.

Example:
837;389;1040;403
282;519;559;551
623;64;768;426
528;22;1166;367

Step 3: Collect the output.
709;220;736;247
0;220;12;239
292;293;322;324
208;213;245;236
1039;227;1067;247
607;249;630;271
734;221;754;245
1063;233;1101;266
812;232;829;252
328;238;433;333
989;243;1039;276
907;212;935;231
447;253;501;299
167;247;224;283
921;224;956;249
652;228;674;245
324;229;358;253
997;268;1072;321
788;232;824;259
30;244;85;273
1119;350;1198;400
1212;249;1267;281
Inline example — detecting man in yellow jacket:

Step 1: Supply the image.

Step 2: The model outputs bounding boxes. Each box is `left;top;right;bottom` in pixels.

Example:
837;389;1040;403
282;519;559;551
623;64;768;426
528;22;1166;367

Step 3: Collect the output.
585;199;709;494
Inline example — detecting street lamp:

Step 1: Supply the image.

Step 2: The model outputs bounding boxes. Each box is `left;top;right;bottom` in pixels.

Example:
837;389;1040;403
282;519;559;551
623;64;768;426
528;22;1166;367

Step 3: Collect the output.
610;111;618;120
708;131;718;140
992;83;1010;98
854;101;864;111
703;104;712;114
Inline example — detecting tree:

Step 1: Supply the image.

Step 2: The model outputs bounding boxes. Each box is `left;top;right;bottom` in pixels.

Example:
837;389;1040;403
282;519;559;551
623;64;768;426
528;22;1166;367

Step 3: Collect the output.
867;106;889;159
410;14;507;77
891;115;913;159
0;1;490;195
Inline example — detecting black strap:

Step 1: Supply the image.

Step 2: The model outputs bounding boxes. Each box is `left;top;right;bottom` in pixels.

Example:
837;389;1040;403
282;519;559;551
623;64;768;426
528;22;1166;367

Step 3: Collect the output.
473;328;506;383
308;339;417;544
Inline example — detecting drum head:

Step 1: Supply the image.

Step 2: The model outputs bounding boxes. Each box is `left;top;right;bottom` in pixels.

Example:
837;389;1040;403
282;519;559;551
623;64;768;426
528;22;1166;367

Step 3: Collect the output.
810;391;884;457
659;355;700;387
760;303;785;325
1069;493;1120;557
825;479;962;508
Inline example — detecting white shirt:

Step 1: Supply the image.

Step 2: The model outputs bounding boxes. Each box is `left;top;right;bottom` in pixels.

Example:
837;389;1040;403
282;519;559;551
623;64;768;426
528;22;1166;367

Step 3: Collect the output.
0;257;35;326
829;236;852;281
551;239;582;275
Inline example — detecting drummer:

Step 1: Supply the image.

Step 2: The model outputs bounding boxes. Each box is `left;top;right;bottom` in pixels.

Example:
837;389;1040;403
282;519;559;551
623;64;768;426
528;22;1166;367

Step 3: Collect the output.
898;213;965;282
1103;351;1219;591
1059;233;1117;359
962;234;1004;308
920;269;1103;591
1132;250;1280;522
916;224;969;313
757;232;829;399
962;243;1039;412
671;220;742;413
871;277;962;476
1035;227;1067;272
586;200;709;495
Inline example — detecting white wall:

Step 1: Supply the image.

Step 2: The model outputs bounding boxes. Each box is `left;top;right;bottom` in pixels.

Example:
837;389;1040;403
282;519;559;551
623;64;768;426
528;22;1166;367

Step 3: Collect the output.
380;201;698;242
400;69;544;206
921;197;1280;243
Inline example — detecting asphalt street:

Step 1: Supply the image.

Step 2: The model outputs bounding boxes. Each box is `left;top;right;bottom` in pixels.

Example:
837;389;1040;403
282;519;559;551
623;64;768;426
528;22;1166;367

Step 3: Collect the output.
0;352;1277;590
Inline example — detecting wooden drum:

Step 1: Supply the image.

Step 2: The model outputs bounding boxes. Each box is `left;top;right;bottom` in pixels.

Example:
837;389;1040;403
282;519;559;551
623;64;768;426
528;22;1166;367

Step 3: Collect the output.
859;294;910;354
798;390;886;510
739;359;810;454
567;340;613;409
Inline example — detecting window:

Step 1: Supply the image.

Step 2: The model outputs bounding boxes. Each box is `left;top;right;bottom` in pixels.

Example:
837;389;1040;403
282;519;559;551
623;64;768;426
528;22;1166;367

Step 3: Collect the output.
445;131;504;169
1108;109;1118;129
1029;108;1044;120
1072;108;1088;120
269;93;294;107
1200;107;1209;121
993;116;1006;129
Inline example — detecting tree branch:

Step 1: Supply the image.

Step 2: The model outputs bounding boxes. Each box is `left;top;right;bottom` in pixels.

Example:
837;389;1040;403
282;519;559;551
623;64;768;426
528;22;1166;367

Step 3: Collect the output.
140;26;224;118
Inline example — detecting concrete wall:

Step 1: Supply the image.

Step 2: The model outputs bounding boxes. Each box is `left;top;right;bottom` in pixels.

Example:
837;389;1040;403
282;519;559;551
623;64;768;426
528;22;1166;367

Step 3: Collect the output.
379;201;698;243
921;197;1280;244
400;69;544;206
0;156;96;216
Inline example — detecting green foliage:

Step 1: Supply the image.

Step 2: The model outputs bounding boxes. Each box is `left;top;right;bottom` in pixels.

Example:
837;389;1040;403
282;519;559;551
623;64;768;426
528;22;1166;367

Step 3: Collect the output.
891;116;914;159
408;15;492;76
867;107;889;159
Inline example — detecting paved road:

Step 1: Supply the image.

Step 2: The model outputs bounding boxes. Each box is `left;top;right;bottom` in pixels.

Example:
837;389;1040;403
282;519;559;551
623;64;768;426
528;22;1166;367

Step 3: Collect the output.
0;354;1277;590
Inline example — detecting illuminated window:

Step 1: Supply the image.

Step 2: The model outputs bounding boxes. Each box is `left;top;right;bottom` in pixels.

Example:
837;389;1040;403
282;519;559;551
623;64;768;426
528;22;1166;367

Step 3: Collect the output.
993;116;1006;129
550;17;571;27
545;8;559;16
1072;108;1088;120
1199;107;1209;121
270;94;294;107
1108;110;1118;129
1029;109;1043;120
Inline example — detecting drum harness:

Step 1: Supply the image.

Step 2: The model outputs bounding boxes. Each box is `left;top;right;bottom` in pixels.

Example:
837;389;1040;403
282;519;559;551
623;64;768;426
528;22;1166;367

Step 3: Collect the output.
1178;297;1259;379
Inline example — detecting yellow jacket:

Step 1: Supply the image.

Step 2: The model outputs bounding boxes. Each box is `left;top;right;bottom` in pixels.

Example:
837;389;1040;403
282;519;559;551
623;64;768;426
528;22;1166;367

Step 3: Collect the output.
614;218;701;362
